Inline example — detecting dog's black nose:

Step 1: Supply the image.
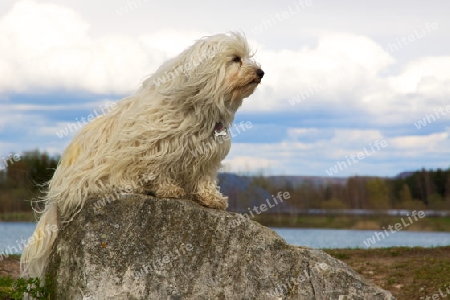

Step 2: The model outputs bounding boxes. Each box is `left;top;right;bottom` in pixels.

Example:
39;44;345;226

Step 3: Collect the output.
256;69;264;79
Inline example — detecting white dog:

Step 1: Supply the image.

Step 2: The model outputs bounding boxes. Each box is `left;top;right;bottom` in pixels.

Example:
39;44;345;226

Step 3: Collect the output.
21;32;264;279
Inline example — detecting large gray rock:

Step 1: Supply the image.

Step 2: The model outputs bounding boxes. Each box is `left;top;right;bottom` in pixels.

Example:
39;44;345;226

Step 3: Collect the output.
48;194;395;299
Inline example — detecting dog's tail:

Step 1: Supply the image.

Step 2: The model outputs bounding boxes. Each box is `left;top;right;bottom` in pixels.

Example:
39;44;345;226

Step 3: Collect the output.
20;202;59;279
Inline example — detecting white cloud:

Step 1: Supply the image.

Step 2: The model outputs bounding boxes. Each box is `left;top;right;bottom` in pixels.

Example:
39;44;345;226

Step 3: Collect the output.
241;34;396;112
0;1;90;55
316;34;394;74
222;156;275;174
390;133;449;152
227;128;380;165
225;129;449;177
0;1;184;94
388;56;450;99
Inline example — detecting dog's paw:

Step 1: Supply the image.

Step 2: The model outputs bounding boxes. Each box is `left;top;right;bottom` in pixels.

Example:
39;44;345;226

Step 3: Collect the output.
194;190;228;210
155;184;186;199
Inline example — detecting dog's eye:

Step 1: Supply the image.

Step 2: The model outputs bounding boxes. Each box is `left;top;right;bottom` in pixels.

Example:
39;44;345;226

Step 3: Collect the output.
232;56;241;63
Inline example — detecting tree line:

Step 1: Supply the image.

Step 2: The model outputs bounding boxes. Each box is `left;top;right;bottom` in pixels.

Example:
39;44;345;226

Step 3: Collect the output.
246;169;450;210
0;150;59;214
0;150;449;216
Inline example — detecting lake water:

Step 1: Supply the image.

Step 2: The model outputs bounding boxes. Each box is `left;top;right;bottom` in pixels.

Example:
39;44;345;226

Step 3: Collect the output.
1;222;450;254
272;228;450;249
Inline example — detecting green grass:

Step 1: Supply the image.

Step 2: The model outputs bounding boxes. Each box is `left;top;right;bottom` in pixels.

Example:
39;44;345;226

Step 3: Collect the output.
0;276;15;299
0;275;52;300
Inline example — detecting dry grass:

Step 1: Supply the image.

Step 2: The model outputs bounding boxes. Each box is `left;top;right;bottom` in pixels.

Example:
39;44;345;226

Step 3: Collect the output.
324;246;450;300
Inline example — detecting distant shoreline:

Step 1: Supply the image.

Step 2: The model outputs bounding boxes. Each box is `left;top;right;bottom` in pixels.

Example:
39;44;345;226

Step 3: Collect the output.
3;212;450;232
0;212;35;222
252;214;450;232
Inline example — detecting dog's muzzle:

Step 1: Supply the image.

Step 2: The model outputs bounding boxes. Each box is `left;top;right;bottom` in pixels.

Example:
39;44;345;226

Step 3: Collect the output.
251;69;264;84
256;69;264;79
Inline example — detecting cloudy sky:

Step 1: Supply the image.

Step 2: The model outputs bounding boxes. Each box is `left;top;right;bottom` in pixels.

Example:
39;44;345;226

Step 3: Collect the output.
1;0;449;177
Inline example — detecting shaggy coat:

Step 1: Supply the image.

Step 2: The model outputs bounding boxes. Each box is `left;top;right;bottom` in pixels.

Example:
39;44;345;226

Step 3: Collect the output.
20;32;264;279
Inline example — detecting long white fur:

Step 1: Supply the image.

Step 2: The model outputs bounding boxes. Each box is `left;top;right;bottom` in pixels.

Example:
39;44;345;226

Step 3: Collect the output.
20;32;263;279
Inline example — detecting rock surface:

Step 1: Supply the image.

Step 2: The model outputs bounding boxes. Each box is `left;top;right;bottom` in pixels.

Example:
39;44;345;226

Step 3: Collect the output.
48;194;395;299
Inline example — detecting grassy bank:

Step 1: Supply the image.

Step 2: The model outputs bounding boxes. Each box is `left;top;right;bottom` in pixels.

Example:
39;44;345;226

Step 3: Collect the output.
1;248;449;299
254;214;450;231
0;212;34;222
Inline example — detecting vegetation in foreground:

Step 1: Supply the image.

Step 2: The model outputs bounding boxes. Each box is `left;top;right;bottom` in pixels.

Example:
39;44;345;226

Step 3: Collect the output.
0;276;52;300
0;255;52;300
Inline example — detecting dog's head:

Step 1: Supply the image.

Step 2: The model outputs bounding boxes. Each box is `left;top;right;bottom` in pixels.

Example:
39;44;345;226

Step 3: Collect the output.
199;33;264;103
148;32;263;112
